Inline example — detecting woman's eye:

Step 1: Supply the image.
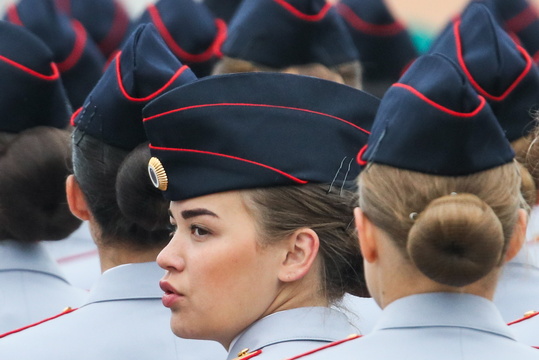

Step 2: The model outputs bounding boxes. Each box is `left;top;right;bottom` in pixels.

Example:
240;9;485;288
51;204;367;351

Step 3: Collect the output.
191;225;210;237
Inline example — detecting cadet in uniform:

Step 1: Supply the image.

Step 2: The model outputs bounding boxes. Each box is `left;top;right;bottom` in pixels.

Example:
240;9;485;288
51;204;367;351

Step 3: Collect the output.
278;53;539;360
142;71;380;359
0;24;225;360
430;2;539;322
0;21;87;334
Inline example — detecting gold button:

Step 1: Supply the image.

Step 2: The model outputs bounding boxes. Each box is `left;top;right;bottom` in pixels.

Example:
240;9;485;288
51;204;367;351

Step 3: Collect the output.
237;348;250;357
62;307;72;312
347;333;359;339
524;311;537;317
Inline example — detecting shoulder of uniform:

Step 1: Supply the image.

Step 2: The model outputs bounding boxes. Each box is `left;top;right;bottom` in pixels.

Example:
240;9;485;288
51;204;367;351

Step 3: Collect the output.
281;334;362;360
0;307;78;339
507;310;539;326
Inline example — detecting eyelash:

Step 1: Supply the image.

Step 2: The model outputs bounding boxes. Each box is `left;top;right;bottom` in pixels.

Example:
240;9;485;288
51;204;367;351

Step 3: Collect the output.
190;224;211;237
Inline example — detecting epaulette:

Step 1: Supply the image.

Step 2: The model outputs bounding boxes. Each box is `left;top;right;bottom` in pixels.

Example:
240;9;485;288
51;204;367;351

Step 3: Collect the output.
0;307;77;339
282;334;362;360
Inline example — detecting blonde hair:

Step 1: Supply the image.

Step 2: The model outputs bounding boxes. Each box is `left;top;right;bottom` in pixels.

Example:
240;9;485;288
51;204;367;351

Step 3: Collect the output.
213;56;362;89
359;163;522;287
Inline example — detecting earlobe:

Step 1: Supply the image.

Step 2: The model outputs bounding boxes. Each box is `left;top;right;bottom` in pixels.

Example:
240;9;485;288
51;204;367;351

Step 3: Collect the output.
66;175;91;221
355;207;378;263
278;228;320;283
504;208;528;262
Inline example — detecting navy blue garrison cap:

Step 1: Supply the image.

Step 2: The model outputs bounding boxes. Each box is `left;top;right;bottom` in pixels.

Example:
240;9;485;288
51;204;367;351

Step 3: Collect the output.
143;72;379;201
135;0;226;77
5;0;106;109
54;0;132;58
72;24;197;151
360;53;514;176
203;0;244;23
337;0;418;84
430;2;539;142
476;0;539;63
222;0;358;69
0;21;70;133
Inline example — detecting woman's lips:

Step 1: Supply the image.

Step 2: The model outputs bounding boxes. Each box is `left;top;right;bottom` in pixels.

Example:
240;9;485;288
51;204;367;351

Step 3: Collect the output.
160;281;183;308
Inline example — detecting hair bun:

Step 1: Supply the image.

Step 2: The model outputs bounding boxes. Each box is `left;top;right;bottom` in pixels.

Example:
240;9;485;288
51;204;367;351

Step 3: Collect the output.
407;193;504;287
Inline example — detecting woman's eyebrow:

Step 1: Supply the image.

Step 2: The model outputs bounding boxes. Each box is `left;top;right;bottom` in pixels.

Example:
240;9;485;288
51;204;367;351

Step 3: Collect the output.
181;208;219;220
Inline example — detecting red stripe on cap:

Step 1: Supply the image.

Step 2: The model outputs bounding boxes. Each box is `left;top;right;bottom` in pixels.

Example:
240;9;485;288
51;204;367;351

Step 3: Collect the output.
97;1;130;56
283;335;362;360
336;3;405;36
508;311;539;326
144;103;370;134
0;55;60;81
393;83;487;118
116;52;191;102
149;145;309;184
356;144;368;166
273;0;331;22
148;4;226;63
453;18;533;102
70;106;83;126
57;19;88;73
505;4;539;34
6;5;23;25
0;307;78;339
533;50;539;63
54;0;71;14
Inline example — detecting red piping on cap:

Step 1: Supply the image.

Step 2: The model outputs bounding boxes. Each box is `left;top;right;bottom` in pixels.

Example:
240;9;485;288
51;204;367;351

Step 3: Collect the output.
143;103;370;134
273;0;331;22
0;307;78;339
148;4;227;63
0;55;60;81
508;311;539;326
70;106;83;126
6;5;23;25
97;1;130;56
149;145;309;184
453;17;533;102
533;50;539;63
505;4;539;34
357;144;368;166
54;0;72;14
393;83;487;118
57;19;88;73
283;335;362;360
337;3;405;36
115;52;191;102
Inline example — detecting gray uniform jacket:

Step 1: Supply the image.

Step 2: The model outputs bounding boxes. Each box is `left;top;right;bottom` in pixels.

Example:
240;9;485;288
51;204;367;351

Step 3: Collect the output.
0;262;226;360
227;307;356;360
0;240;88;333
284;293;539;360
494;243;539;322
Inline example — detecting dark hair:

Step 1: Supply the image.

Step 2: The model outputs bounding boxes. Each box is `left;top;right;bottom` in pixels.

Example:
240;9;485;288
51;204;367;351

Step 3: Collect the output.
359;163;522;287
72;131;170;250
243;184;368;303
0;127;81;242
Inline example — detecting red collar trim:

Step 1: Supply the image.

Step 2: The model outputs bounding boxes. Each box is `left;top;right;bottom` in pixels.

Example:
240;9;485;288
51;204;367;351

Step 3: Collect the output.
148;4;227;63
97;1;130;56
283;334;362;360
337;3;405;36
508;311;539;326
57;19;88;73
0;55;60;81
505;4;539;34
115;51;191;102
149;145;309;184
143;103;370;135
0;307;78;339
453;17;533;102
273;0;331;22
393;83;487;118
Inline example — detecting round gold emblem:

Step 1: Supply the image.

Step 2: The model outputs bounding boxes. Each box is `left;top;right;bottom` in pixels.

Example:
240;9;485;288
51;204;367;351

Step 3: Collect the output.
148;157;168;191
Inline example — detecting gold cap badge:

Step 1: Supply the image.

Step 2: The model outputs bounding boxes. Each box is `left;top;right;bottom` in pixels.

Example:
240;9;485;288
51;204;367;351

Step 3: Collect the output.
148;157;168;191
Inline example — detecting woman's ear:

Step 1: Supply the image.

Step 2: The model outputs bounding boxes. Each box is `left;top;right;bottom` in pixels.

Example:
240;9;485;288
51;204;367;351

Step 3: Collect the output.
66;175;91;221
278;228;320;283
355;207;378;263
504;208;528;262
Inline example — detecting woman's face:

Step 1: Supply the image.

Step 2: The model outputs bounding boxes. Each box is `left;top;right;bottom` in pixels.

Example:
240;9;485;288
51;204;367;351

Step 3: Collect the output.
158;191;286;348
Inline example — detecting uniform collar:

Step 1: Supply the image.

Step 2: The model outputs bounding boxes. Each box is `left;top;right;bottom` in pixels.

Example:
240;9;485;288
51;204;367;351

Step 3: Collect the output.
0;240;67;283
227;307;354;360
374;292;515;340
84;262;164;305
